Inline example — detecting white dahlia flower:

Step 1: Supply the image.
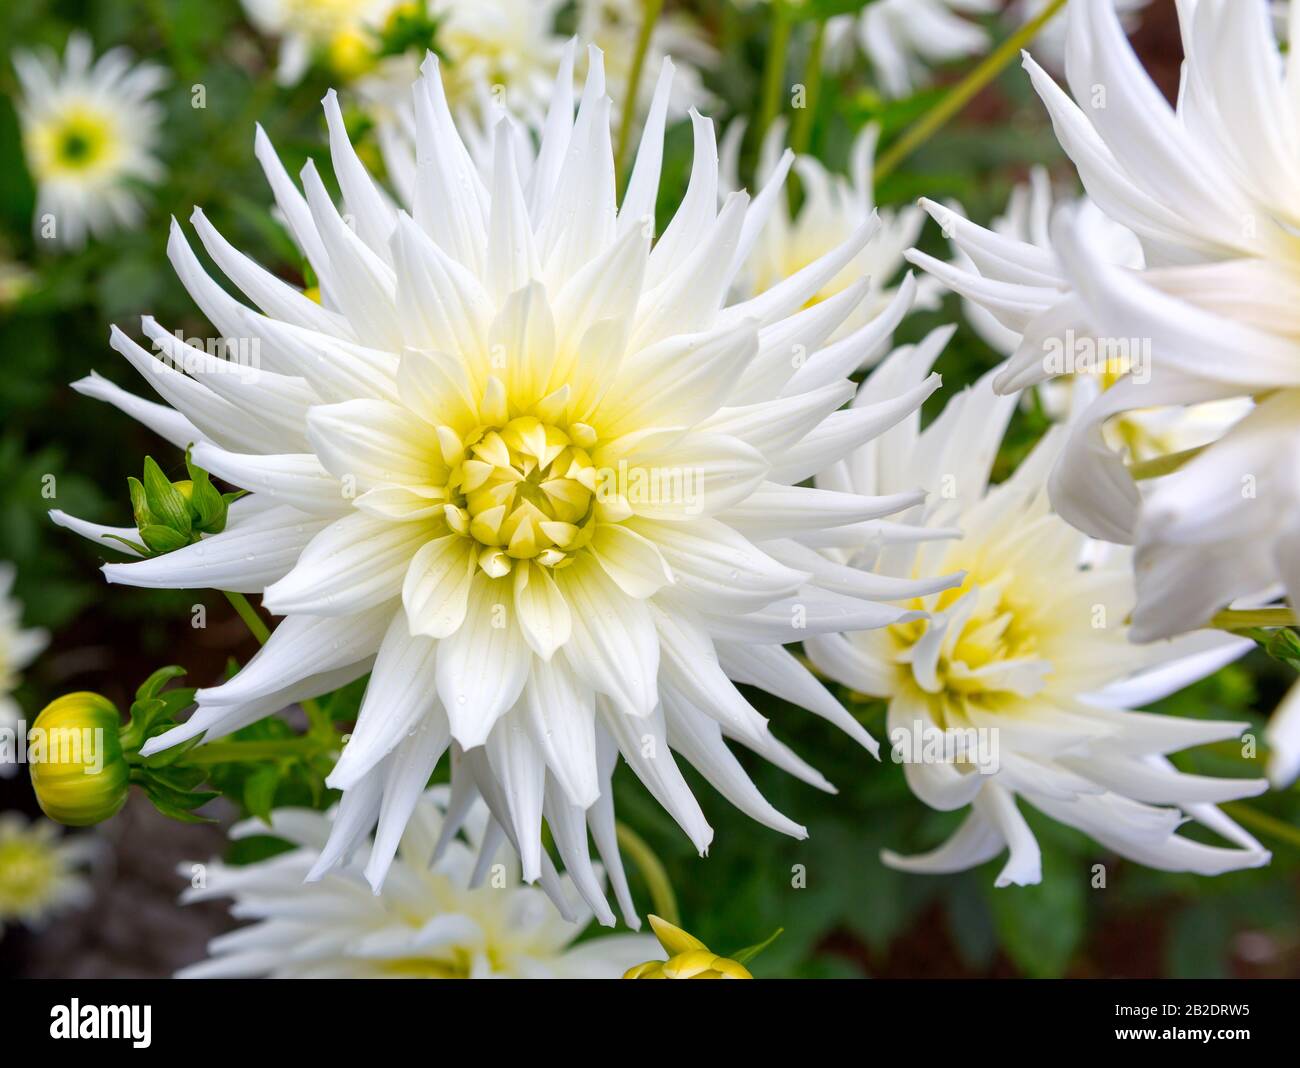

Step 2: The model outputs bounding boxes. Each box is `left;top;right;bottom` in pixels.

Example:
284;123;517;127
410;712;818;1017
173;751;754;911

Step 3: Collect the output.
355;0;571;132
826;0;999;98
722;120;935;337
0;563;48;733
242;0;402;85
0;813;95;935
806;345;1272;886
907;169;1251;466
178;789;656;977
57;49;955;924
13;32;165;250
911;0;1300;783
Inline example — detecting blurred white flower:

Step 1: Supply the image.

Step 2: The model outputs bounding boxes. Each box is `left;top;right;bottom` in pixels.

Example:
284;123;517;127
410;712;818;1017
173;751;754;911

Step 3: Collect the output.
1013;0;1150;70
13;32;165;250
723;120;936;341
178;789;657;977
806;351;1272;886
0;563;47;733
355;0;571;130
912;0;1300;784
0;813;94;934
577;0;715;120
826;0;999;98
242;0;400;85
57;48;952;924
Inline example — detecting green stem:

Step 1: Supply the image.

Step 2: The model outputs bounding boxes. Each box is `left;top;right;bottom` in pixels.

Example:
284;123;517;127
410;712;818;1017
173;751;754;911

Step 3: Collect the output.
1128;444;1206;480
757;1;793;146
873;0;1070;182
1221;803;1300;852
615;0;664;185
789;18;826;158
223;590;270;644
616;820;680;926
1210;608;1298;632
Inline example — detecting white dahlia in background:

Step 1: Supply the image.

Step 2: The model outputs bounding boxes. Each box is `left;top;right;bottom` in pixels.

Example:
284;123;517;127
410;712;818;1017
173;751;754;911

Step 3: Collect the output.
0;813;95;935
721;120;937;336
55;49;956;924
13;32;165;250
805;344;1272;886
577;0;715;120
915;0;1300;784
241;0;401;86
826;0;998;98
178;789;655;977
356;0;570;132
0;563;48;733
906;169;1251;465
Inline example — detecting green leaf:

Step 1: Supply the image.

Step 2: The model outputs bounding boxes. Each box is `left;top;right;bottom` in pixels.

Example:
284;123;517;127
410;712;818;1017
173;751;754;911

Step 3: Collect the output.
100;534;151;556
127;476;153;529
987;847;1086;978
141;456;192;535
185;451;227;531
138;524;191;554
136;665;189;702
730;926;784;965
243;764;280;823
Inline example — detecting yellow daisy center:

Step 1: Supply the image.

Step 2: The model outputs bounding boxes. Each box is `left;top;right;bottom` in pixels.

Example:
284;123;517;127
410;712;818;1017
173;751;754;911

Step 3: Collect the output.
28;106;118;179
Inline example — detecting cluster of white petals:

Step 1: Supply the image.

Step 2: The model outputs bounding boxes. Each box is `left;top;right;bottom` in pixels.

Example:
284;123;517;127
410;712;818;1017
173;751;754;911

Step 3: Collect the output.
178;789;655;978
55;47;958;923
808;346;1271;885
906;0;1300;786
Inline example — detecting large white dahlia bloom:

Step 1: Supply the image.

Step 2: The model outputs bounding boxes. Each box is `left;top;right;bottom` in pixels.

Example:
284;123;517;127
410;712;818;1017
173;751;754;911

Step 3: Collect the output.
13;32;166;250
806;344;1272;886
57;49;957;924
178;789;655;977
908;0;1300;784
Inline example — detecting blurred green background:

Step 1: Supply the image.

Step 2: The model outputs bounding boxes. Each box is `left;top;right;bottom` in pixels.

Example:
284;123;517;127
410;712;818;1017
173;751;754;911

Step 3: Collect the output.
0;0;1296;978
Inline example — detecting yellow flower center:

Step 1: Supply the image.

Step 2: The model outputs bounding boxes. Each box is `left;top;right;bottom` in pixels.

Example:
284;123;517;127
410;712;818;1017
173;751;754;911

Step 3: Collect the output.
892;572;1051;730
28;106;118;179
446;415;600;576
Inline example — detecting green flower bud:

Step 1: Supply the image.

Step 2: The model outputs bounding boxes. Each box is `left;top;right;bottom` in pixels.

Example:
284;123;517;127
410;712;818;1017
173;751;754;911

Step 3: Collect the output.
29;693;130;827
108;452;239;557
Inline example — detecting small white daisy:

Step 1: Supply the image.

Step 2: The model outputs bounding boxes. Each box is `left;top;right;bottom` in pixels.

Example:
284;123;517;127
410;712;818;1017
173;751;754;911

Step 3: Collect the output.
178;789;656;978
14;32;166;250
